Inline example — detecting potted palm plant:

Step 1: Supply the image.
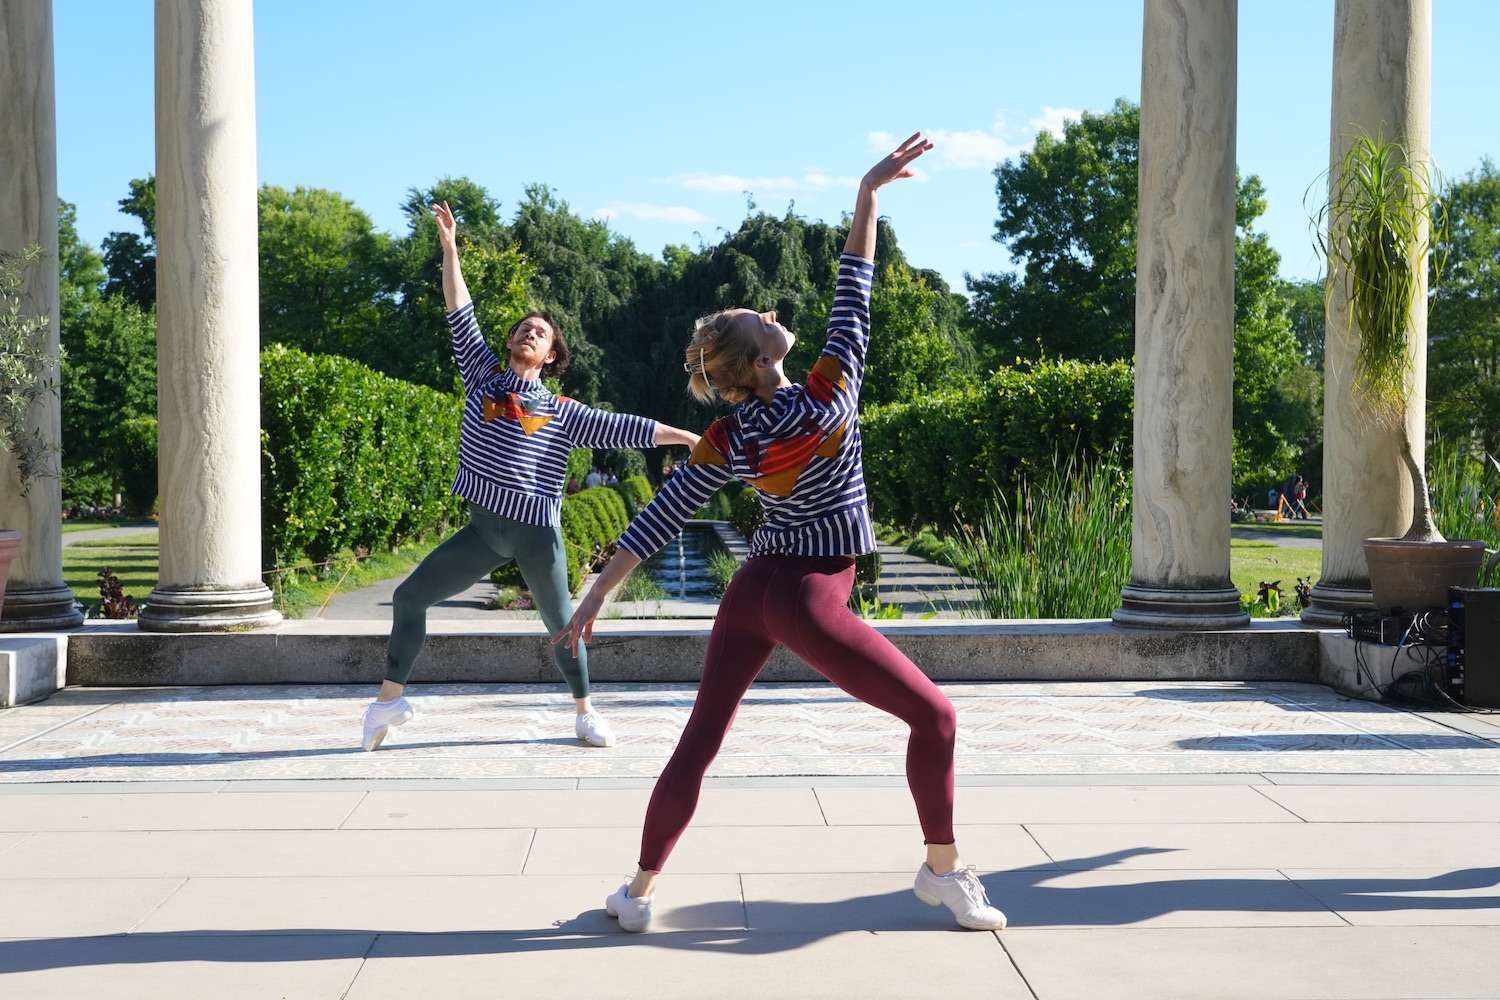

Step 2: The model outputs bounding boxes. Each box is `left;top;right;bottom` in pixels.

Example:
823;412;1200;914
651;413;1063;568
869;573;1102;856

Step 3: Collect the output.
0;244;62;618
1315;129;1486;612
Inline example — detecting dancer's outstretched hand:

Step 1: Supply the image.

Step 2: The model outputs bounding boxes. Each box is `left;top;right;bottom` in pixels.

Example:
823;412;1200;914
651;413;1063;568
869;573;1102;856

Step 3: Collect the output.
861;132;934;192
552;590;605;658
431;200;458;254
552;549;642;657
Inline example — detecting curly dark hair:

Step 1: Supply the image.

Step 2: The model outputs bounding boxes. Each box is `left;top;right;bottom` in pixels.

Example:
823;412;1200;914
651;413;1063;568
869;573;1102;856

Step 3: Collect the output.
505;310;569;378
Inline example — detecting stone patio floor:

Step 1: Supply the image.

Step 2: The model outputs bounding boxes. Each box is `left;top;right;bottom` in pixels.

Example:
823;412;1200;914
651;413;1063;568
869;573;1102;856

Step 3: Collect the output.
2;679;1499;998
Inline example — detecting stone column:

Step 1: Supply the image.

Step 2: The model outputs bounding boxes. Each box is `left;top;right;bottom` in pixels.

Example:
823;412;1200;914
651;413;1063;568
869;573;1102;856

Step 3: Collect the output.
1113;0;1247;629
140;0;279;631
0;0;84;632
1303;0;1431;625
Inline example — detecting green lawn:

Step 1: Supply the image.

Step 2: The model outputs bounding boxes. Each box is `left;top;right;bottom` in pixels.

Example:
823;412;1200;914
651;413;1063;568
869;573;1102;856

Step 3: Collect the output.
61;518;156;534
61;532;447;619
62;537;159;614
1229;538;1322;600
1233;520;1324;540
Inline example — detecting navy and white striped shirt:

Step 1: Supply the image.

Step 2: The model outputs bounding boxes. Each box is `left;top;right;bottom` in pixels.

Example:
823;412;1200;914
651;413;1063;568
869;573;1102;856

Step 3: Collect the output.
448;304;657;526
618;253;878;561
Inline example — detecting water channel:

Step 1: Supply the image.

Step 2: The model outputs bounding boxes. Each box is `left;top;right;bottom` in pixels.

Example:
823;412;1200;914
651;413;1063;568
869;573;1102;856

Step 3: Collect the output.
641;521;726;600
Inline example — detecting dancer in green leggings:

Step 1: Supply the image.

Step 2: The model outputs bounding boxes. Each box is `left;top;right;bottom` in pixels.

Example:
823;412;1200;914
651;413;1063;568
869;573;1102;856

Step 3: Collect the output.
361;201;700;751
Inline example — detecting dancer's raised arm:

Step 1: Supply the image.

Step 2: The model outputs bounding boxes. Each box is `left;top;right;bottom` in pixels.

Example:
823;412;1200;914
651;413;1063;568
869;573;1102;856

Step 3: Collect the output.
844;132;932;261
432;200;472;313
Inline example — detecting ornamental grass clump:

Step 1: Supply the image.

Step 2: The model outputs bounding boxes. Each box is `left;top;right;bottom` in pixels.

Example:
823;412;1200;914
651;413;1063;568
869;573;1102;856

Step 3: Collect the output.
1427;441;1500;587
953;455;1131;620
1312;127;1448;541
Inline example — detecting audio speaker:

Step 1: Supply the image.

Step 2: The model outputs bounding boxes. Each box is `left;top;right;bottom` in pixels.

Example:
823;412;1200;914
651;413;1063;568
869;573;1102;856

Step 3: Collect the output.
1450;587;1500;709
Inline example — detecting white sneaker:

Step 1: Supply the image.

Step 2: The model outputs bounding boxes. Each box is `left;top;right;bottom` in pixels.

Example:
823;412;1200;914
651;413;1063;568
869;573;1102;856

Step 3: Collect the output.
913;863;1007;930
575;710;616;747
604;879;653;932
361;696;414;751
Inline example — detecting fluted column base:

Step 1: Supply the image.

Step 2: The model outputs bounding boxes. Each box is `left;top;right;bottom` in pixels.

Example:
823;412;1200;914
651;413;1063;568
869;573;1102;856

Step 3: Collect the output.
1301;581;1372;626
137;585;281;633
1112;584;1250;629
0;584;85;632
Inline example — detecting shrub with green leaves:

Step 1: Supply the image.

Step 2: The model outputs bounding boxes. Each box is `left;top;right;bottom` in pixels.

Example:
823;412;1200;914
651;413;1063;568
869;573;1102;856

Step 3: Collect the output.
557;485;633;593
729;486;763;539
863;357;1134;531
611;474;653;517
261;344;464;567
1;245;62;494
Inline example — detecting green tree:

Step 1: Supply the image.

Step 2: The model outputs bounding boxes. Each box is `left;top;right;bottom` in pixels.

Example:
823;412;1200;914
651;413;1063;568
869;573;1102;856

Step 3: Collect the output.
863;261;976;407
257;184;394;361
1231;176;1320;491
1428;159;1500;455
1280;277;1325;368
380;177;532;391
101;175;156;310
58;200;105;328
58;293;158;510
973;98;1141;361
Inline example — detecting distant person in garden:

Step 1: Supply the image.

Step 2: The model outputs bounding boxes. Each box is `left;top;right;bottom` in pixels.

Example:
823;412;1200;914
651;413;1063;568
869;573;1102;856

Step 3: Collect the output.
359;200;701;753
554;133;1007;935
1291;475;1310;519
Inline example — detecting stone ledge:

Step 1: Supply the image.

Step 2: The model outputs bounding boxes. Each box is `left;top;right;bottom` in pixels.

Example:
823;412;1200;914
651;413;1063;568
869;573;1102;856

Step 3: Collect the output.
0;635;67;707
52;618;1329;688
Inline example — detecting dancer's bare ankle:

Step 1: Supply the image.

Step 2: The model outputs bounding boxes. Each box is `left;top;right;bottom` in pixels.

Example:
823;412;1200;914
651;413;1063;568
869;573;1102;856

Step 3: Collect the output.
630;869;659;898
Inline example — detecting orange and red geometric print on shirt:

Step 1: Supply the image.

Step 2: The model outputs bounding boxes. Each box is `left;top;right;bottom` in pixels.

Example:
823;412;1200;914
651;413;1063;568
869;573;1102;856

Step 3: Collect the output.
482;392;571;436
688;383;847;498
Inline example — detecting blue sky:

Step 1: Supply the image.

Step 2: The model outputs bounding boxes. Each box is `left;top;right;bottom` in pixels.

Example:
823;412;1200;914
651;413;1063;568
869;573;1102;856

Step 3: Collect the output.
54;0;1499;293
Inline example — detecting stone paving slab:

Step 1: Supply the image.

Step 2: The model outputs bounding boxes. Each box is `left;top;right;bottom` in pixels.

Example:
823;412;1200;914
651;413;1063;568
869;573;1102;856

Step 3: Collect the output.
1;680;1496;783
4;681;1500;998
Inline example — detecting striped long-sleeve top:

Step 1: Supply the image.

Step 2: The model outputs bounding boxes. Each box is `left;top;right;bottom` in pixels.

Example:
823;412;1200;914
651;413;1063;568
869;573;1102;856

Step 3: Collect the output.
618;253;877;561
448;304;657;527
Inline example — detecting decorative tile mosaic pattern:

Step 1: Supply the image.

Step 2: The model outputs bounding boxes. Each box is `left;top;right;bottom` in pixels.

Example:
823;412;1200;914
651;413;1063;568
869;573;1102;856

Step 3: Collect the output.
0;681;1496;782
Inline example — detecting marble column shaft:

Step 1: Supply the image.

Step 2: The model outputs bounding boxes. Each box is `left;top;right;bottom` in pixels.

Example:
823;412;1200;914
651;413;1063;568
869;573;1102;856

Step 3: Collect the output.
1113;0;1247;629
142;0;278;630
1304;0;1431;625
0;0;84;631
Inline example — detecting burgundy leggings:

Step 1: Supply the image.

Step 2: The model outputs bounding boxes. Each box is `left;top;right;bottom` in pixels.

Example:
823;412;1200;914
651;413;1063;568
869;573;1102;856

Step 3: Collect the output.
639;554;957;871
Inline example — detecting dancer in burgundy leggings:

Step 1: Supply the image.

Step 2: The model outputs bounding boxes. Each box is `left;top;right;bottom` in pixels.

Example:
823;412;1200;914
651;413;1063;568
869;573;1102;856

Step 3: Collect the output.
555;133;1006;934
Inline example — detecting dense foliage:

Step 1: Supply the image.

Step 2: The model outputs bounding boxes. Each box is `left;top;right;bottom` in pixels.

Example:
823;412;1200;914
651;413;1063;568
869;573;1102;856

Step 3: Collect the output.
968;99;1322;497
862;357;1134;530
1429;160;1500;456
260;344;465;567
57;112;1500;566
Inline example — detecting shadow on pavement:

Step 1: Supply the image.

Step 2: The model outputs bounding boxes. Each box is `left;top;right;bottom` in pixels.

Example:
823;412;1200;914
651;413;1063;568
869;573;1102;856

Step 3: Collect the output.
3;853;1498;972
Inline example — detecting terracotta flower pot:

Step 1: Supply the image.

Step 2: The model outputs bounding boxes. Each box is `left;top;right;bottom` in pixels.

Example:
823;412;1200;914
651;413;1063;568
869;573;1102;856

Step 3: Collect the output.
0;529;19;621
1363;537;1488;614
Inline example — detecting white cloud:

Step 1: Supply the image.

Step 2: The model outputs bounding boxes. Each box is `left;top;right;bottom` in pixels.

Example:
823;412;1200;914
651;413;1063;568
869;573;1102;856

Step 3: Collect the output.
803;172;860;188
1028;105;1084;138
594;202;710;224
927;128;1022;170
867;126;1019;171
674;172;802;194
865;107;1090;173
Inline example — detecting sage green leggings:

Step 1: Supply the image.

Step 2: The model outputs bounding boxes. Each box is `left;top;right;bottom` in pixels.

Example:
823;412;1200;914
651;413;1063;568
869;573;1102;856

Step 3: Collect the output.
385;504;588;697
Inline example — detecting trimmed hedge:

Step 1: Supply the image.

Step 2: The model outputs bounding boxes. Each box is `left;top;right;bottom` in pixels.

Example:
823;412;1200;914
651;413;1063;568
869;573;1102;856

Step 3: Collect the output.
611;474;653;518
862;357;1134;530
261;344;464;567
559;485;632;594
